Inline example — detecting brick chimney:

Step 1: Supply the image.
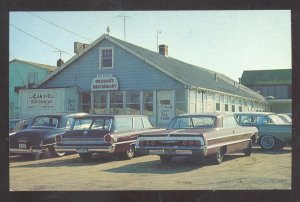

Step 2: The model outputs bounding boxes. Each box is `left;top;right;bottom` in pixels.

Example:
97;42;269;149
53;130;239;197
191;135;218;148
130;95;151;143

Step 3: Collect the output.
159;45;168;56
57;58;64;67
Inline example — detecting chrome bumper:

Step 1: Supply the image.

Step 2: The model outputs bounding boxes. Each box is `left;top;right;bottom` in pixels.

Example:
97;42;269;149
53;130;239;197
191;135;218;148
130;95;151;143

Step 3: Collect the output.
135;146;207;156
10;148;48;154
54;145;113;153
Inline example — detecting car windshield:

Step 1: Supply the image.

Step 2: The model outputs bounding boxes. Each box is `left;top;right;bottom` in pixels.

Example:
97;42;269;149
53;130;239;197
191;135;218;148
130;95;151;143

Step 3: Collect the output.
31;117;59;128
72;118;113;130
169;116;215;129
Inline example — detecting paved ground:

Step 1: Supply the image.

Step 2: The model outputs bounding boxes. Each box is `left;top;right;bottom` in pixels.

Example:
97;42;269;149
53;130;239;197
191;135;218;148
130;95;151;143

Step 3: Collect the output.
9;146;291;191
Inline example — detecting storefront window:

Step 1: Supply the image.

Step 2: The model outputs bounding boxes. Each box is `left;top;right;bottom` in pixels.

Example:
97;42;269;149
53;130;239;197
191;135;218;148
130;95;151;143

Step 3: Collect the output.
110;91;124;114
175;89;186;115
94;92;107;114
126;91;140;115
81;93;91;113
143;91;153;116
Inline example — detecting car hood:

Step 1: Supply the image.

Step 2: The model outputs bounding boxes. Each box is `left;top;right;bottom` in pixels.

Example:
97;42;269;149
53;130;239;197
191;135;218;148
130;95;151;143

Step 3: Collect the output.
138;128;213;137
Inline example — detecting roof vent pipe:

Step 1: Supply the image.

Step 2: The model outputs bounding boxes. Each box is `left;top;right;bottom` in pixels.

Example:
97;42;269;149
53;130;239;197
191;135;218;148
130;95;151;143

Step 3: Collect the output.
57;59;64;67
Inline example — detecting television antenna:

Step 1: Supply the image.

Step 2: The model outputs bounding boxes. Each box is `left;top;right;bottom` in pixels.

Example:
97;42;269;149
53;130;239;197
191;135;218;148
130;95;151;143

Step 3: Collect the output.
115;14;130;41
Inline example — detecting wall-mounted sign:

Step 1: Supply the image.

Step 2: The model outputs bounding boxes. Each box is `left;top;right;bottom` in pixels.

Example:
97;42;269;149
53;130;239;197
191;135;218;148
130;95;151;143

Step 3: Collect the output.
91;74;118;91
28;92;57;111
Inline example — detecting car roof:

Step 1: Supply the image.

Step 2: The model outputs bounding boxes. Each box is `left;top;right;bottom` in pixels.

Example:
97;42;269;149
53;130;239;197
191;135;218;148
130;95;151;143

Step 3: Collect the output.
234;112;276;115
33;112;88;118
72;114;148;119
178;112;234;118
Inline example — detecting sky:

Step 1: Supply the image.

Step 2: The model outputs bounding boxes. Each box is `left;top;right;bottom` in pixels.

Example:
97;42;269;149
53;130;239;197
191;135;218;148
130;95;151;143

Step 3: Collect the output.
9;10;291;82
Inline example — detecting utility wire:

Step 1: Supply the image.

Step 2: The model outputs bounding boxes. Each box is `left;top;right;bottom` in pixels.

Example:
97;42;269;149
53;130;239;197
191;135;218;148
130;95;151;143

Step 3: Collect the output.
10;23;73;57
28;12;92;43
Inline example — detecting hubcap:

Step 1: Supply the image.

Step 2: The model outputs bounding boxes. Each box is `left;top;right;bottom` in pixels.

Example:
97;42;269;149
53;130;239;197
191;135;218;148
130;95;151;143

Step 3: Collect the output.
261;136;274;149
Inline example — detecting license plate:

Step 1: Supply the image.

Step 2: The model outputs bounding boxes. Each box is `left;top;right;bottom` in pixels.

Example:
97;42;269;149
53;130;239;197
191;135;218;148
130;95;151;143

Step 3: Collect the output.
77;148;88;153
19;144;27;149
164;149;174;155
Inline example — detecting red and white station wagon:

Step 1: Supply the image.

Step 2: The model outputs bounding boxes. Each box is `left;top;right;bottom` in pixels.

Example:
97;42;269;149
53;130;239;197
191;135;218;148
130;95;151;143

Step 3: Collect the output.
135;112;258;164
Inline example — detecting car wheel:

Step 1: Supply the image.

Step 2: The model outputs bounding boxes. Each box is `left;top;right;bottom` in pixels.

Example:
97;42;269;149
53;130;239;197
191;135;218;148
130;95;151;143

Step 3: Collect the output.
49;147;65;157
160;155;172;164
79;153;92;161
125;145;135;159
211;148;224;164
259;135;275;150
244;140;252;156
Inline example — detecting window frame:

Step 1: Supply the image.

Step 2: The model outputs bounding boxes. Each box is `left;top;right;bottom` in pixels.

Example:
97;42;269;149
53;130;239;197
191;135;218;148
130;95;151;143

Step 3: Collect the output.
99;47;114;69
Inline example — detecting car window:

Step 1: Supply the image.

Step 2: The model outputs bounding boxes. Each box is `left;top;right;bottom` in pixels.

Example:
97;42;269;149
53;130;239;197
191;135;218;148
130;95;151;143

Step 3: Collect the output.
32;117;58;127
133;117;144;130
223;116;238;128
268;114;285;124
114;118;133;132
91;118;112;130
142;117;153;129
170;116;215;129
73;119;93;130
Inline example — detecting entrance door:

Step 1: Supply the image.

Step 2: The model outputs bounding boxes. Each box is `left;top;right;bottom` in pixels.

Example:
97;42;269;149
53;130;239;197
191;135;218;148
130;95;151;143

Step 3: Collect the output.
157;90;174;127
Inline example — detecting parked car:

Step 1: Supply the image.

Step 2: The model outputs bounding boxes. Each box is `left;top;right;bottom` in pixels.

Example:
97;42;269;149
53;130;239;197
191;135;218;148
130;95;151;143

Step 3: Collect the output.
9;118;33;135
277;113;292;124
235;112;292;150
54;115;163;161
9;112;88;160
135;112;258;165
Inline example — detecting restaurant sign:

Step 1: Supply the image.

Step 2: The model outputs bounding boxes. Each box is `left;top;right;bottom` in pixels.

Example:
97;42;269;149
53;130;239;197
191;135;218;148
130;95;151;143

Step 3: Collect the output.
91;74;118;91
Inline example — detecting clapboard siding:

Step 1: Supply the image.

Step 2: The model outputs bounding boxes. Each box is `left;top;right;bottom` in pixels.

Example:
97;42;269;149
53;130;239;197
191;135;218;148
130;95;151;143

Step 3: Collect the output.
9;60;53;118
44;39;184;90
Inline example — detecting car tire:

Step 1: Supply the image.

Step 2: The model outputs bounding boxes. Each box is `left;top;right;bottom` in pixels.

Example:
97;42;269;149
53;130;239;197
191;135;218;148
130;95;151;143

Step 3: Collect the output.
160;155;172;164
79;153;92;161
210;148;224;164
244;140;252;156
49;147;65;158
125;145;135;159
259;135;275;150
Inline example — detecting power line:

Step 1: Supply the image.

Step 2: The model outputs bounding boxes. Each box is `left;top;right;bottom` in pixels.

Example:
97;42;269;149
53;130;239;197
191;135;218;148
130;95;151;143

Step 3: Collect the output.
28;12;92;43
10;23;73;57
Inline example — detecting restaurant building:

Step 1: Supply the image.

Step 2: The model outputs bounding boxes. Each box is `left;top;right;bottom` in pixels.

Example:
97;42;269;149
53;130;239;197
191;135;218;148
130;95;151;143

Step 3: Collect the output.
30;34;269;126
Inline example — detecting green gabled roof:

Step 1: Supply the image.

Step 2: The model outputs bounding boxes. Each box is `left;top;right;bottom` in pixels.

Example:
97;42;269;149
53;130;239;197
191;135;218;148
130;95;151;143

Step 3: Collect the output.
241;69;291;86
9;59;57;72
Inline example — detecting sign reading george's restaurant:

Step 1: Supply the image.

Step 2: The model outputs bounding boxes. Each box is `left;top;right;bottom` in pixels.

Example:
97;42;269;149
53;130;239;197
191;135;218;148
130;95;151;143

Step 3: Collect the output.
91;74;119;91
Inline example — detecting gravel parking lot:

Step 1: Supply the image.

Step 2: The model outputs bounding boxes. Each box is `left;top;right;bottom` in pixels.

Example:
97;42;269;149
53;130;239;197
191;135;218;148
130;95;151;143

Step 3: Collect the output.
9;146;291;191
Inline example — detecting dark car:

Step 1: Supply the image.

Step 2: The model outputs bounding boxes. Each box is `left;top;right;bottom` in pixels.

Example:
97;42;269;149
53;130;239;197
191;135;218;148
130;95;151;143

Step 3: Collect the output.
9;118;33;135
54;115;163;161
235;112;291;150
9;112;88;160
135;112;258;165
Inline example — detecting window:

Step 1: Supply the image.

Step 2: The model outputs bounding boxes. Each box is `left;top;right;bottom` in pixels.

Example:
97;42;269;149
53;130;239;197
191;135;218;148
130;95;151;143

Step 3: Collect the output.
100;48;113;69
28;72;38;88
223;116;238;128
143;91;153;116
81;93;91;113
175;89;186;115
170;116;215;129
73;119;93;130
91;118;112;130
126;91;140;115
216;103;220;111
232;105;235;112
225;104;228;111
94;92;107;114
114;118;133;132
110;91;124;114
32;117;58;128
133;117;144;130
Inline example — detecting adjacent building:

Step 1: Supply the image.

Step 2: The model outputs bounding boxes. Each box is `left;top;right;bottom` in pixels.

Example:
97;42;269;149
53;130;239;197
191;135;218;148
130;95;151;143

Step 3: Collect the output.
9;59;57;119
241;69;292;113
24;34;270;126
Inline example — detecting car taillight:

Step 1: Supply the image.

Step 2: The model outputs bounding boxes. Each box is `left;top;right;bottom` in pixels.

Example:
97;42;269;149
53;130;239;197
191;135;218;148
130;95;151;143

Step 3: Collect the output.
189;140;194;146
183;141;188;146
139;141;145;146
151;141;156;146
55;135;63;143
146;141;151;146
104;134;112;143
194;140;201;146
